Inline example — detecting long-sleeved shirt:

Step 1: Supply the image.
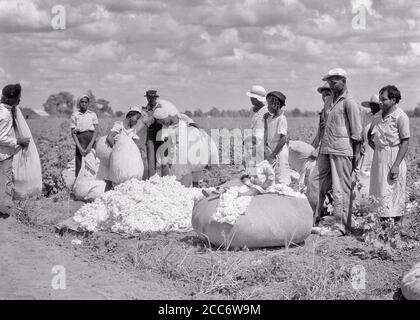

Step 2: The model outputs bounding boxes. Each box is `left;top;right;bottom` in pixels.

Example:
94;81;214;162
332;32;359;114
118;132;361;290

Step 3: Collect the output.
0;103;19;161
320;90;363;157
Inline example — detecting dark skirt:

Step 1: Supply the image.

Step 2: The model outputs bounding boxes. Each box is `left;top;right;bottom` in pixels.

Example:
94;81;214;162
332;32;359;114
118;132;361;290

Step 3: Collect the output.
75;131;96;177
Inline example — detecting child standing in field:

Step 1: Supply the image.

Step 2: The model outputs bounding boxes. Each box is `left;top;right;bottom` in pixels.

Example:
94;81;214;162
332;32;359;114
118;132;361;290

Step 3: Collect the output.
71;95;99;177
264;91;291;185
368;85;409;221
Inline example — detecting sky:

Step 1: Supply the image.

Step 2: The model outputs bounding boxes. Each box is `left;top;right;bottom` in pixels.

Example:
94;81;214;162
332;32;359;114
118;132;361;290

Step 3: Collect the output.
0;0;419;113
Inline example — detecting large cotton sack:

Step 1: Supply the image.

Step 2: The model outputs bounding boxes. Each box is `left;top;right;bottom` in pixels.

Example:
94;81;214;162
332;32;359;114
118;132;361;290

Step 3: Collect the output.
401;262;420;300
288;140;314;173
96;135;112;165
62;159;76;189
109;134;144;184
192;193;313;249
12;107;42;200
73;155;106;202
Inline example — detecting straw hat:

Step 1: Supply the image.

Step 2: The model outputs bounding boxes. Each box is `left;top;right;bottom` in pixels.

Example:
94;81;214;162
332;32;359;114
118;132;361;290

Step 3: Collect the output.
246;85;267;103
361;95;380;108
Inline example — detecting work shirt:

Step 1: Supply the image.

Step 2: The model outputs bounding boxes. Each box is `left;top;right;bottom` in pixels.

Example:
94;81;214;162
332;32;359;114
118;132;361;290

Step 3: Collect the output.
266;111;287;151
370;107;410;148
251;105;268;131
320;90;362;157
0;103;19;161
70;110;98;132
110;120;145;141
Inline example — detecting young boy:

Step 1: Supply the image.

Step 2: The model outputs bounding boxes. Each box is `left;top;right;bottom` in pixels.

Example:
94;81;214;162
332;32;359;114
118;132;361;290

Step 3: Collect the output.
264;91;291;185
71;95;99;177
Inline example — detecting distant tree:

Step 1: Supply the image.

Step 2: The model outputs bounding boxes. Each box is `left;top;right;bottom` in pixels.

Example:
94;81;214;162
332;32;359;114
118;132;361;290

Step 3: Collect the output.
194;108;204;117
414;105;420;117
291;108;302;117
97;98;114;116
43;91;74;116
115;111;124;118
184;110;193;117
208;107;221;117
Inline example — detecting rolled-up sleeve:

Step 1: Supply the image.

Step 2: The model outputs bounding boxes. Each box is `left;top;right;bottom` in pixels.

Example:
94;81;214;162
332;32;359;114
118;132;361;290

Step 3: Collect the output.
70;113;77;129
345;98;363;141
397;112;410;140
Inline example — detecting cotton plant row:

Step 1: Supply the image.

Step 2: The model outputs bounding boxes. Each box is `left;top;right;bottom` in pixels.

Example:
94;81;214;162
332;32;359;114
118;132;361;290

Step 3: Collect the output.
73;175;204;234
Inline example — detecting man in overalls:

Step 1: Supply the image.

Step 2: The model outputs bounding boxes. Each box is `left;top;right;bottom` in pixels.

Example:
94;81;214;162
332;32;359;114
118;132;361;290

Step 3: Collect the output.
313;68;363;236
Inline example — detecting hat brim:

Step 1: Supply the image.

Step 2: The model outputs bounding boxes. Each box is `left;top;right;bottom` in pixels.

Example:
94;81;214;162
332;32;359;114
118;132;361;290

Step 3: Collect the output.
246;91;266;102
322;75;346;81
361;101;380;108
317;87;331;94
144;94;159;98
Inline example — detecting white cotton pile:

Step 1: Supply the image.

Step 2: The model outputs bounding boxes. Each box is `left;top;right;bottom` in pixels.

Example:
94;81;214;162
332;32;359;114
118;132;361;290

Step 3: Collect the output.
211;185;253;225
266;184;308;199
73;175;204;234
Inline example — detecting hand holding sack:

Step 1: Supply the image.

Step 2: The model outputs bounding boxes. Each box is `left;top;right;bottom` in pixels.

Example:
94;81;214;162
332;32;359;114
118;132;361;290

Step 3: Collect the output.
109;134;144;185
12;107;42;199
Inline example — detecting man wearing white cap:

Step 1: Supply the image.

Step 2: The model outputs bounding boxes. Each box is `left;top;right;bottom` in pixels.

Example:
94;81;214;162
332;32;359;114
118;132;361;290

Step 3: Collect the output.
313;68;363;236
244;85;268;172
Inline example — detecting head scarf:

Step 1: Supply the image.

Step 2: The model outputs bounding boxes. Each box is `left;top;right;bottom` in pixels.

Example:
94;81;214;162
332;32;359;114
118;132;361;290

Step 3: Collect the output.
153;99;180;120
77;94;90;108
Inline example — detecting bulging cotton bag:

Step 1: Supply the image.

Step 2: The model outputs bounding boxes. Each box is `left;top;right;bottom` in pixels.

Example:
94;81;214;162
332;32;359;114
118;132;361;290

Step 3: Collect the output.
12;107;42;199
109;134;144;184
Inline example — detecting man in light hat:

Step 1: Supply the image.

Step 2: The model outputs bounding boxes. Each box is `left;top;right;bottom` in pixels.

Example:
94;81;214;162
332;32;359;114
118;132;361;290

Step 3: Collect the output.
0;83;30;217
244;85;268;173
312;68;363;236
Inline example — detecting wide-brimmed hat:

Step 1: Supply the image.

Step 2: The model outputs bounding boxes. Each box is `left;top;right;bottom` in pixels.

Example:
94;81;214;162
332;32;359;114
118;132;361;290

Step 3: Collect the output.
317;82;331;94
144;90;159;98
126;106;143;117
322;68;347;81
361;95;380;108
266;91;286;106
246;85;267;103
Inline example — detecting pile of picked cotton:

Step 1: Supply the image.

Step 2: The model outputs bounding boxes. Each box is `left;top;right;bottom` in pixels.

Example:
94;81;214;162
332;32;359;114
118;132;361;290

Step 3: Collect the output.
73;175;204;234
211;183;307;225
211;185;253;225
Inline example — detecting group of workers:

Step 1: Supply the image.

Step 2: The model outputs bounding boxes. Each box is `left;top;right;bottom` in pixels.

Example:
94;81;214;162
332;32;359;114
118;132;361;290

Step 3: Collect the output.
0;67;411;236
245;67;409;237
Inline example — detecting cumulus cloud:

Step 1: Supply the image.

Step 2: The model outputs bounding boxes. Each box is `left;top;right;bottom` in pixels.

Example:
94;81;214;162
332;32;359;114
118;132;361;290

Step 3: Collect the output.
0;0;418;111
0;0;50;32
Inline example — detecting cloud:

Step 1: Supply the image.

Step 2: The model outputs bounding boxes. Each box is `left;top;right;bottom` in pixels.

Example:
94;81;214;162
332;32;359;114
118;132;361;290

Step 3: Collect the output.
0;67;11;82
76;40;125;61
0;0;50;32
105;72;136;84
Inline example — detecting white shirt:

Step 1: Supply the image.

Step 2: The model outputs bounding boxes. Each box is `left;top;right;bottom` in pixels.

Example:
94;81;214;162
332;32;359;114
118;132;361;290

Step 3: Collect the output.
251;105;268;131
0;103;19;161
266;111;288;151
70;110;98;132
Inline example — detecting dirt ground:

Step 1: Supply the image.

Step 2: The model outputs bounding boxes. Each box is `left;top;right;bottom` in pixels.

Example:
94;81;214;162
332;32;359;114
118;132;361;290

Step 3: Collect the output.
1;194;419;300
0;214;189;300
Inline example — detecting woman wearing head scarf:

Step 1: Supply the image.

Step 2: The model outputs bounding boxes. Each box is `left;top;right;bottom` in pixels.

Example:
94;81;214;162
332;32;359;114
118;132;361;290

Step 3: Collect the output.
70;95;99;177
153;101;213;187
98;106;148;191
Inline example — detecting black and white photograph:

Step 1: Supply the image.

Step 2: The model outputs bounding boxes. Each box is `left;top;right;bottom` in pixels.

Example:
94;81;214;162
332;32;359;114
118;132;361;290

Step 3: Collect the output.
0;0;420;306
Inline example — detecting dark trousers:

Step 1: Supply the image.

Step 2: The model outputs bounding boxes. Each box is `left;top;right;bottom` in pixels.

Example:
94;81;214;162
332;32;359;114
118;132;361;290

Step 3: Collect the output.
146;123;163;178
75;131;96;177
